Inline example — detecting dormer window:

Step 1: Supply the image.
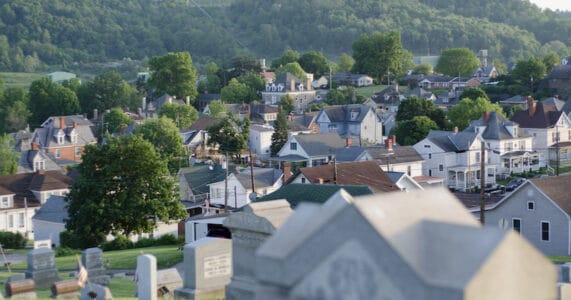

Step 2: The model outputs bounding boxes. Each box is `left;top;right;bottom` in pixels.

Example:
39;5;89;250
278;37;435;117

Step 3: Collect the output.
0;196;12;208
350;111;359;121
54;129;65;144
34;160;45;172
513;127;518;137
68;128;78;144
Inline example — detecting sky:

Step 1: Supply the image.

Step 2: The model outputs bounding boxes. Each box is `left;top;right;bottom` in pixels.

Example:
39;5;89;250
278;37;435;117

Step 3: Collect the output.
529;0;571;11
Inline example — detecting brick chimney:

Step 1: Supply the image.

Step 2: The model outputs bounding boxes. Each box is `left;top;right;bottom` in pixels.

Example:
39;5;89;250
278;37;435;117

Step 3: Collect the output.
391;135;396;146
38;169;45;175
482;111;489;122
345;137;352;147
454;126;459;134
387;139;393;151
59;117;65;129
527;96;536;116
290;80;295;92
283;162;291;184
318;178;324;184
31;142;40;151
73;121;77;129
306;73;313;91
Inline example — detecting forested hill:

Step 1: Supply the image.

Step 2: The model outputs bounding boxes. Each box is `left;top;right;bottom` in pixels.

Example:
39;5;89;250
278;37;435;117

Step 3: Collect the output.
0;0;570;72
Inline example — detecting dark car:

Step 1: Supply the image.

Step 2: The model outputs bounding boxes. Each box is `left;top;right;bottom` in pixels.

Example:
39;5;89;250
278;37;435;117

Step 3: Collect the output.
505;178;526;191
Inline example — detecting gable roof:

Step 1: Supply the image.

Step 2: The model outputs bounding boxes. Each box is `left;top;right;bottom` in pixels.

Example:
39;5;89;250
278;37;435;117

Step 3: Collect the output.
541;97;565;111
256;183;373;207
465;112;531;140
366;146;424;165
529;174;571;215
511;102;563;129
334;146;367;162
320;105;373;123
34;115;97;148
179;163;235;196
188;116;220;131
288;112;318;132
32;195;67;223
425;130;479;152
296;161;399;193
548;65;571;79
234;168;282;189
292;133;347;156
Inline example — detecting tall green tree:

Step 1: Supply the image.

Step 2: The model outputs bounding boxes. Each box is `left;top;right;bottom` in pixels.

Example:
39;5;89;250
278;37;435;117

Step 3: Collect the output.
396;97;450;130
159;103;198;129
4;101;31;133
103;108;132;134
279;94;295;114
204;62;222;93
391;116;438;146
220;78;252;104
207;114;250;161
271;108;290;156
271;49;300;69
435;48;480;77
299;51;330;78
447;97;505;130
78;71;140;114
511;57;547;89
460;88;490;102
542;52;560;72
135;117;185;173
0;134;19;174
206;100;226;118
413;63;433;75
66;135;186;248
28;78;80;128
352;31;408;82
338;53;354;73
148;52;198;103
275;62;307;81
237;73;265;101
326;88;364;105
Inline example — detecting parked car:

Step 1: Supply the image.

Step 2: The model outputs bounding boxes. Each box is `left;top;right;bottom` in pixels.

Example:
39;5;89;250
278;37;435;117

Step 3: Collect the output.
505;178;526;191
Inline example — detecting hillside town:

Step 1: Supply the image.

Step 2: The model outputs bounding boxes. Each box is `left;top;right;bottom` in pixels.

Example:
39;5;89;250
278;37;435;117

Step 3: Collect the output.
2;44;571;298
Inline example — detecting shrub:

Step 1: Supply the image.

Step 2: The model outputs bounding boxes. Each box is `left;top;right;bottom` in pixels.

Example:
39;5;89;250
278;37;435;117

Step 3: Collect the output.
0;232;27;249
55;246;81;257
156;234;178;246
134;237;155;248
59;231;83;249
101;235;134;251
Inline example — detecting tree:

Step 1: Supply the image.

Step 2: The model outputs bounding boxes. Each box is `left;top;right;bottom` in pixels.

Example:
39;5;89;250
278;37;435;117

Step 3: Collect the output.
28;78;80;128
493;58;508;75
271;108;290;156
0;134;19;174
413;63;432;75
135;117;185;173
148;52;198;103
204;62;222;93
510;57;547;89
542;52;560;72
435;48;480;77
271;49;300;69
460;87;490;102
391;116;438;146
207;100;226;118
207;114;250;161
220;78;251;103
447;97;505;130
66;135;186;247
299;50;330;78
237;73;265;101
352;31;408;82
231;55;261;77
396;97;450;130
279;94;295;114
78;71;140;114
275;62;307;81
103;108;131;134
158;103;198;129
338;53;354;73
4;101;31;133
326;88;364;105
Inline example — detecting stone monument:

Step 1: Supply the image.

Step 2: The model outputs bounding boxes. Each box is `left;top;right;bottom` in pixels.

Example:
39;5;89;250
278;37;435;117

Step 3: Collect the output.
223;200;292;300
156;268;183;297
24;247;60;289
174;237;232;300
82;247;110;286
80;283;113;300
137;254;157;300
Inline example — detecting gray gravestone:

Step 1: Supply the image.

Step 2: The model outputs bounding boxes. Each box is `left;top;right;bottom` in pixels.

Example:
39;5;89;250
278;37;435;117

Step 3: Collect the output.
80;283;113;300
223;200;292;300
82;248;110;286
157;268;182;297
137;254;157;300
174;237;232;300
24;248;60;289
561;263;571;283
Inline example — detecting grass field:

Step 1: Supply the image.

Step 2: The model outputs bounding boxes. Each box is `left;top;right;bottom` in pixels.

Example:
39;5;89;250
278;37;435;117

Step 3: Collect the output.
1;72;44;89
2;245;181;299
355;84;410;99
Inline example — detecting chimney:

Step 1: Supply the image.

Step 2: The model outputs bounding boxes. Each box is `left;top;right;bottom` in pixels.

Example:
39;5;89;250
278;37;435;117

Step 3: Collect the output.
290;80;295;92
38;169;45;175
454;126;458;134
83;113;87;120
73;121;77;129
283;162;291;184
391;135;396;146
387;139;393;151
31;142;40;151
527;96;536;116
318;178;324;184
345;137;352;147
306;73;313;91
483;111;489;122
59;117;65;129
93;109;98;120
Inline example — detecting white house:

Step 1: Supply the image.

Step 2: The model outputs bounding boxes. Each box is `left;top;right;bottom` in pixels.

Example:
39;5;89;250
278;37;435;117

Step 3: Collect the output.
277;133;348;167
315;104;383;145
249;124;274;156
208;167;283;208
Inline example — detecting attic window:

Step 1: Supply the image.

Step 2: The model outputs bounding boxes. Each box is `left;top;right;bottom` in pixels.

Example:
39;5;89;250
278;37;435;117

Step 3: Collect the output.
424;145;430;148
350;111;359;120
0;196;10;208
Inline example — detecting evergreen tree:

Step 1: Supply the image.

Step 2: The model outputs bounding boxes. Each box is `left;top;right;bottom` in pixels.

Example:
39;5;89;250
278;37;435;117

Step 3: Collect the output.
271;108;290;156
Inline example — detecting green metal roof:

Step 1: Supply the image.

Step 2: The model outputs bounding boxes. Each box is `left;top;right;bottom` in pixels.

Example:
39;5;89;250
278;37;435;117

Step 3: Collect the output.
256;183;373;207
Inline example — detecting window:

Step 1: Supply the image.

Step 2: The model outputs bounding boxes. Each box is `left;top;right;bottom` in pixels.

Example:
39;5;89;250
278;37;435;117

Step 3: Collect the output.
424;144;431;148
527;201;535;210
0;197;9;208
18;213;24;228
475;152;480;163
428;170;432;176
55;149;61;158
428;153;432;159
512;218;521;233
290;142;297;150
8;215;13;228
75;147;81;156
439;164;443;172
541;221;550;241
301;177;306;183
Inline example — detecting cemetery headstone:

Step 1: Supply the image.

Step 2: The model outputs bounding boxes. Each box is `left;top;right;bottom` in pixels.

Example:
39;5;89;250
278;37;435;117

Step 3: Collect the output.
24;248;59;289
174;237;232;300
80;283;113;300
137;254;157;300
156;268;182;297
82;248;110;286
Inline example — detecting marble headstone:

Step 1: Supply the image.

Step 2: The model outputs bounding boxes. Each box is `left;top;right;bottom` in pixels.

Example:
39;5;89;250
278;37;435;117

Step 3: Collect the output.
82;247;110;286
80;283;113;300
25;248;60;289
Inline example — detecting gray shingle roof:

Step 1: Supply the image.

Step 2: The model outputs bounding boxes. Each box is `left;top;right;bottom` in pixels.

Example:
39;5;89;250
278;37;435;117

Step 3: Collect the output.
426;130;478;152
366;146;424;165
256;183;373;207
334;147;367;162
235;168;282;189
32;195;67;223
465;112;532;140
321;104;373;123
294;133;347;156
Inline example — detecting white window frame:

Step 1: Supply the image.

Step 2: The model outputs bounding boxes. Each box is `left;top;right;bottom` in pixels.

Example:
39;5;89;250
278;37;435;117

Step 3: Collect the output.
0;197;9;208
55;149;61;158
527;201;535;211
512;218;522;234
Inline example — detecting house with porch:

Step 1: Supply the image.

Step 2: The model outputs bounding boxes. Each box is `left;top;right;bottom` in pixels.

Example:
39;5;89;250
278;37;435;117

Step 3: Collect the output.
315;104;383;145
413;129;496;192
465;112;539;176
261;72;316;113
371;82;406;113
331;72;373;87
180;116;220;158
511;97;571;168
275;133;348;168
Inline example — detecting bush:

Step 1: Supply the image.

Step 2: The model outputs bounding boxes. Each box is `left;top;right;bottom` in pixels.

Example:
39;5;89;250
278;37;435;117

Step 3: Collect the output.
59;231;83;249
101;235;134;251
156;234;178;246
55;246;81;257
134;237;155;248
0;232;27;249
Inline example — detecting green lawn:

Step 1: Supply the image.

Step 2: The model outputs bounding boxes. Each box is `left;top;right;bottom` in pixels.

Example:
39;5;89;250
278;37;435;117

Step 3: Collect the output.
2;245;181;299
0;72;44;89
355;84;410;99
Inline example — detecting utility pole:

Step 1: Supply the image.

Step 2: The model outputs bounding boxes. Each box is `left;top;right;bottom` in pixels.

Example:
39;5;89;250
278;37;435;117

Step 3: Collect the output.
556;125;560;176
333;157;337;185
224;153;229;212
479;141;486;224
249;149;255;197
